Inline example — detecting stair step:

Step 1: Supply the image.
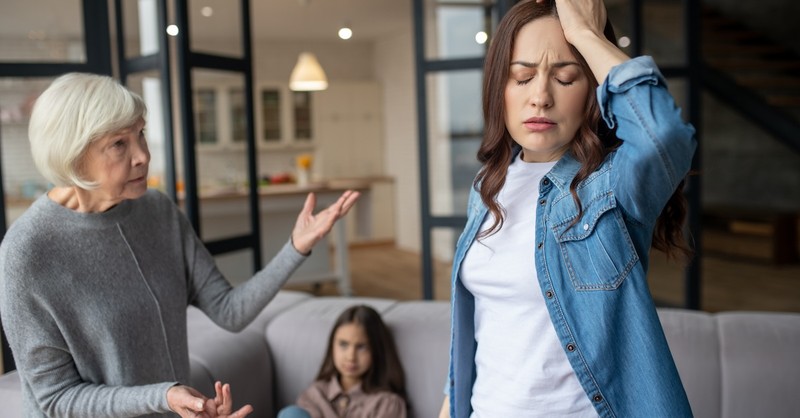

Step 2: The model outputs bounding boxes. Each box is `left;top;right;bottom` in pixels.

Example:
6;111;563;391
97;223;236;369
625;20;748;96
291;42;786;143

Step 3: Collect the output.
700;5;800;119
703;43;787;55
702;29;761;41
734;75;800;88
703;15;739;28
766;95;800;108
706;58;800;71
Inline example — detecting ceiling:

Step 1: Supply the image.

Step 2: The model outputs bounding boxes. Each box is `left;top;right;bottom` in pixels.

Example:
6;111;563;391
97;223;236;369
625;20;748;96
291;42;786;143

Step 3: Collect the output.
0;0;412;43
249;0;409;41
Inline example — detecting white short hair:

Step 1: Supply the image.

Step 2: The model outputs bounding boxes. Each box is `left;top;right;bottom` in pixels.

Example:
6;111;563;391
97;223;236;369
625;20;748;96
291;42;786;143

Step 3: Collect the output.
28;73;146;189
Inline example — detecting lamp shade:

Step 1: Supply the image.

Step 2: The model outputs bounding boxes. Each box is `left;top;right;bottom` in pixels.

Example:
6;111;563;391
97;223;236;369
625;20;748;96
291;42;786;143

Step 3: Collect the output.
289;52;328;91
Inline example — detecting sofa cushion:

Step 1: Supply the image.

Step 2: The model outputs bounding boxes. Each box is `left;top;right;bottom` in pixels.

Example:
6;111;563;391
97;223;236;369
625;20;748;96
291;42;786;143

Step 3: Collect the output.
658;308;721;418
188;290;312;417
266;297;398;411
717;312;800;418
382;301;450;418
241;290;314;338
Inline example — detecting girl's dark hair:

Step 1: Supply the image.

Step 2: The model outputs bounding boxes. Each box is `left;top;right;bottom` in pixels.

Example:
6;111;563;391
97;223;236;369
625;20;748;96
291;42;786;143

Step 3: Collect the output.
316;305;407;402
476;0;691;260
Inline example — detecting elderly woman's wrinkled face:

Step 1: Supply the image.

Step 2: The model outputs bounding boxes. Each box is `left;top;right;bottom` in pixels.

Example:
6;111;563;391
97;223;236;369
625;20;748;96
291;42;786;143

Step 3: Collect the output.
504;17;591;162
80;118;150;204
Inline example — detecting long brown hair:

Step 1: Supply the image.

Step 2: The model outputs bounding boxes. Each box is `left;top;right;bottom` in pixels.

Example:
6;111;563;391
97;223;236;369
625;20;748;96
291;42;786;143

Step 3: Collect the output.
476;0;691;260
315;305;407;402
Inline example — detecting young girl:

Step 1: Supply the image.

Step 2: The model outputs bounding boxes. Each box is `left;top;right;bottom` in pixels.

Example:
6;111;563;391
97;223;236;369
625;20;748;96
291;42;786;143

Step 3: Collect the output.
278;305;408;418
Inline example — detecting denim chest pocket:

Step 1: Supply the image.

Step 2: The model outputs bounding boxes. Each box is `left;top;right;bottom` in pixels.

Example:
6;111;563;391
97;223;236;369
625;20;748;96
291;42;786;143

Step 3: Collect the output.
550;192;639;291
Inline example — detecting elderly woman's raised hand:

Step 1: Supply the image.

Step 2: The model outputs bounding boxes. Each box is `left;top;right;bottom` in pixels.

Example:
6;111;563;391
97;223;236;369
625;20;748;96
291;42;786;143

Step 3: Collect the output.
291;190;360;255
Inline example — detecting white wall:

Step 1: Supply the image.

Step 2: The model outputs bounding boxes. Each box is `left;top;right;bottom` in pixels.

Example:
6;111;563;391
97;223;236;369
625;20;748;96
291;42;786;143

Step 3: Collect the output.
374;30;420;253
188;39;376;186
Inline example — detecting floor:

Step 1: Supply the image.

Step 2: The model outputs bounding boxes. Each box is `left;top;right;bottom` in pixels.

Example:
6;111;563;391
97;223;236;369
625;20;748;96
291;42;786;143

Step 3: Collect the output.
285;241;800;313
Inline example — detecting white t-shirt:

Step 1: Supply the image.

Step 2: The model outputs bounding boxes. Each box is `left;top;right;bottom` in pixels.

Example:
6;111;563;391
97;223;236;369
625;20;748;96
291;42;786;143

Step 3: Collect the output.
460;153;596;417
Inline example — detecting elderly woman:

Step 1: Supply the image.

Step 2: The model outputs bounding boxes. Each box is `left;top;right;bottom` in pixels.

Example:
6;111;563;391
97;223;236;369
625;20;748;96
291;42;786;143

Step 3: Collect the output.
0;72;359;418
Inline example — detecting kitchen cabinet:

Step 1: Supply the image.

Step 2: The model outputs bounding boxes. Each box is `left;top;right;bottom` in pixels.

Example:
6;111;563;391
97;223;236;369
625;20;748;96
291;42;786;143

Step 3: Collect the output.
255;84;315;149
312;82;383;179
192;81;316;151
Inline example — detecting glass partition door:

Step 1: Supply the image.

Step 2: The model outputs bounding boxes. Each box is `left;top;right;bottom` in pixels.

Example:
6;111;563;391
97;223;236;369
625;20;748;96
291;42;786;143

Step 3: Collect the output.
413;0;514;299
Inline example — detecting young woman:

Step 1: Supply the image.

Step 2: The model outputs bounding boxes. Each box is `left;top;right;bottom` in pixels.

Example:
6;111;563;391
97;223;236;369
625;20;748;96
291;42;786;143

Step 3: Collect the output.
278;305;407;418
440;0;696;416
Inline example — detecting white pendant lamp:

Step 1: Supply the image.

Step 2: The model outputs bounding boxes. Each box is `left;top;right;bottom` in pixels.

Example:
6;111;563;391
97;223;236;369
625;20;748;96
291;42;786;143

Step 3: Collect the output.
289;52;328;91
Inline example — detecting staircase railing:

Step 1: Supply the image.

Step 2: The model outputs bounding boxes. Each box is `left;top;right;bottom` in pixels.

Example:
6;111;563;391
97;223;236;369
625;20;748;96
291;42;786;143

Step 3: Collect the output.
702;64;800;154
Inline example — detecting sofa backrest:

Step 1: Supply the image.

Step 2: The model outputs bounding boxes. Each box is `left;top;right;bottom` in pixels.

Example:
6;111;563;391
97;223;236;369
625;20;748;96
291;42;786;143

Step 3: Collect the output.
659;308;800;418
267;298;800;418
658;308;722;417
381;300;451;418
265;296;450;418
1;290;797;418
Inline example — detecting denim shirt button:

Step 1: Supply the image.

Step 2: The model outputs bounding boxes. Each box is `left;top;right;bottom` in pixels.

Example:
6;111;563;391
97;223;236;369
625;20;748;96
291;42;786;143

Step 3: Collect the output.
539;199;546;206
566;343;576;352
545;290;554;299
543;178;550;186
593;395;603;402
583;223;589;231
537;242;543;249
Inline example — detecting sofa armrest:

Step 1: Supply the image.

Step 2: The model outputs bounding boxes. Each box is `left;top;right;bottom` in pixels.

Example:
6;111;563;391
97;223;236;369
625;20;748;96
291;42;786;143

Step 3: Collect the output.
0;370;22;415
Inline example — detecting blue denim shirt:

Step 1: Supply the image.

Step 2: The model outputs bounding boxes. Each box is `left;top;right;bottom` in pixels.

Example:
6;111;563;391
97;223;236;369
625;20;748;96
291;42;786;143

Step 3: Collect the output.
447;57;696;418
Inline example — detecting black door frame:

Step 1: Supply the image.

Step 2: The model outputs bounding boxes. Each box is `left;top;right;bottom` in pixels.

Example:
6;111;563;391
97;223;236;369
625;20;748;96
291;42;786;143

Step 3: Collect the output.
171;0;262;263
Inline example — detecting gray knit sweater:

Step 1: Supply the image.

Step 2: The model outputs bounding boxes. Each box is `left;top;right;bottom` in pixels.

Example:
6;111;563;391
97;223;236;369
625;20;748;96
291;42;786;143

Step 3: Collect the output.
0;190;305;417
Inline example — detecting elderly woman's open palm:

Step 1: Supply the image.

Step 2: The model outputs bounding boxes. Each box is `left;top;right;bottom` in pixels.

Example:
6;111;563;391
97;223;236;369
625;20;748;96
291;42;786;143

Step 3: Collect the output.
291;190;360;255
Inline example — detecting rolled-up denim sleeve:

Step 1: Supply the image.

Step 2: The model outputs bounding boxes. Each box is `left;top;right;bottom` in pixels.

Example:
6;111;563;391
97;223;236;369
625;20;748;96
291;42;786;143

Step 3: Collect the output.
597;56;697;224
598;56;666;130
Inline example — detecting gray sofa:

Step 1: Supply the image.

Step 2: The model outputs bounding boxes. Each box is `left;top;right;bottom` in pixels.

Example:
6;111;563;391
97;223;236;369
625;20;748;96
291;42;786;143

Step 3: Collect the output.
0;290;798;417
